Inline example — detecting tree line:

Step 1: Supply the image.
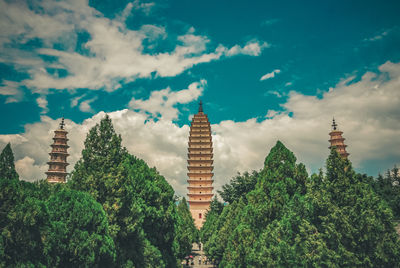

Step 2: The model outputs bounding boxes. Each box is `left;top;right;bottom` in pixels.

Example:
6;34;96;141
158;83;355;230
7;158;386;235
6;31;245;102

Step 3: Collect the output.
0;115;198;267
200;141;400;267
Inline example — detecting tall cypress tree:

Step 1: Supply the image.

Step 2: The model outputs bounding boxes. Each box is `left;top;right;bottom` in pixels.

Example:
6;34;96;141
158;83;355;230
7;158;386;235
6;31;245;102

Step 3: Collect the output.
175;197;197;259
0;143;19;180
308;149;400;267
69;115;178;267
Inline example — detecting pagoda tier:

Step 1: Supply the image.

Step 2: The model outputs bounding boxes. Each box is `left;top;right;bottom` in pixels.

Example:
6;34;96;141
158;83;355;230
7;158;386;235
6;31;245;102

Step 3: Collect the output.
187;101;214;229
329;118;349;159
46;118;69;183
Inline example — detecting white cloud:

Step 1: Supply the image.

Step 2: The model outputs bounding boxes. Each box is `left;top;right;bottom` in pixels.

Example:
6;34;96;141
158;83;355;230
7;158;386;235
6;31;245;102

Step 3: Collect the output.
226;40;269;57
0;0;268;100
79;96;97;113
260;69;281;81
364;28;392;42
70;94;85;108
285;82;293;87
2;61;400;197
264;90;283;98
129;80;206;120
36;97;48;114
0;80;23;103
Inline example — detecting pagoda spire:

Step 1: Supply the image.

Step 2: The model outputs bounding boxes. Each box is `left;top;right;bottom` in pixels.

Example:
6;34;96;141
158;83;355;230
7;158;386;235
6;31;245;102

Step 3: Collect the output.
187;102;214;229
329;118;349;159
59;116;65;129
46;117;70;183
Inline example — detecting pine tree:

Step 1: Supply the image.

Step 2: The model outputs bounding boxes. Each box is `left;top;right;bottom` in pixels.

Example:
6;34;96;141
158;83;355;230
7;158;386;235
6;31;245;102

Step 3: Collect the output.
218;171;259;204
308;149;400;266
45;188;116;267
200;197;223;246
175;197;197;259
0;143;19;180
69;114;178;267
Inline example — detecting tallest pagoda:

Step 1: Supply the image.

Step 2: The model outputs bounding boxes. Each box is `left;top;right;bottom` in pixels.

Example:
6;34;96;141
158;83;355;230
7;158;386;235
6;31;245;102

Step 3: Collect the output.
187;101;214;229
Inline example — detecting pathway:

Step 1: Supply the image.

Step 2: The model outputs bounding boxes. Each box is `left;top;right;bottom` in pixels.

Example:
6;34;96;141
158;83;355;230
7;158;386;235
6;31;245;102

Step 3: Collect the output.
181;243;214;268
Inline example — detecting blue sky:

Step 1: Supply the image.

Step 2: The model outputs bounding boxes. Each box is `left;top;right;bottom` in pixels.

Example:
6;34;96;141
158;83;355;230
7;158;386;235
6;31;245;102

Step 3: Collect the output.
0;0;399;195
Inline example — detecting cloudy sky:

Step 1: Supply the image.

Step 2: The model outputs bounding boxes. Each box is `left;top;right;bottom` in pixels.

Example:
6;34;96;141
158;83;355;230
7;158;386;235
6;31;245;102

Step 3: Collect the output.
0;0;399;196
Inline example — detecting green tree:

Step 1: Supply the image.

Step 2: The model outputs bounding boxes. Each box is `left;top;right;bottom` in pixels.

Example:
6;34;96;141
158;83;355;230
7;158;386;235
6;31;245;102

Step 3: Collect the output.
218;171;259;204
373;166;400;218
0;143;18;180
0;179;49;267
220;141;309;267
45;188;116;267
69;115;178;267
175;197;197;259
307;149;400;267
200;197;223;246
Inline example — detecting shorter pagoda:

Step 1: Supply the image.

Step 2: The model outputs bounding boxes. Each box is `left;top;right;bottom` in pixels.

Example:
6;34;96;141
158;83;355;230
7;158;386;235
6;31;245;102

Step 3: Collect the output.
329;118;349;159
46;117;69;183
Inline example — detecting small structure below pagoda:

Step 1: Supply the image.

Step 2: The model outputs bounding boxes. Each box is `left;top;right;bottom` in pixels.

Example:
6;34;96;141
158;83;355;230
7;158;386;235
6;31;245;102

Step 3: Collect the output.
329;118;349;159
46;117;69;183
187;101;214;229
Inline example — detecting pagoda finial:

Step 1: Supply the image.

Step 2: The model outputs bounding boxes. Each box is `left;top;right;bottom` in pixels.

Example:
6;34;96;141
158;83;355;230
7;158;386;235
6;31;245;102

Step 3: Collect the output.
199;100;203;113
60;117;65;129
332;117;337;130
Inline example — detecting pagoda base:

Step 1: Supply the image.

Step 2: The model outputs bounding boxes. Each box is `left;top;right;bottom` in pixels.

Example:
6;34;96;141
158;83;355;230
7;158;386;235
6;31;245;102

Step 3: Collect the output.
189;200;211;229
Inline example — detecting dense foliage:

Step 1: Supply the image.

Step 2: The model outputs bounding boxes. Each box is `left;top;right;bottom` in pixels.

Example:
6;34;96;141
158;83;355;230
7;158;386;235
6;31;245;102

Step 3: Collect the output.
0;144;115;267
372;166;400;218
2;121;400;267
0;143;18;180
201;141;400;267
218;171;259;204
175;197;198;259
0;117;198;267
69;115;181;267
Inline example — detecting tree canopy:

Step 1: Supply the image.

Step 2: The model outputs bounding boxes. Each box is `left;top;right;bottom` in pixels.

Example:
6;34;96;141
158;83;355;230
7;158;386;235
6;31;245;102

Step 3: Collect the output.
69;114;181;267
0;143;18;180
201;141;400;267
1;116;194;267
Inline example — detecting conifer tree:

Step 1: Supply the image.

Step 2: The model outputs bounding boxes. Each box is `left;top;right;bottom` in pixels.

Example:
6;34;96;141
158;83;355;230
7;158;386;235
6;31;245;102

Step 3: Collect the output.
0;143;18;180
200;197;224;247
218;171;259;204
307;149;400;267
175;197;197;259
69;114;178;267
45;188;116;267
220;141;309;267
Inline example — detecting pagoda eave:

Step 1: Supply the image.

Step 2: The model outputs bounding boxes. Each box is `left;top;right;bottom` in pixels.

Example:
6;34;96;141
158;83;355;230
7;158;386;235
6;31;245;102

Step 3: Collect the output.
188;142;213;146
47;161;69;166
53;137;69;141
187;172;214;177
188;148;213;152
188;166;214;171
187;160;213;164
329;145;347;149
49;152;69;156
188;153;213;158
188;186;214;189
46;171;68;175
50;144;70;148
188;200;212;204
187;179;214;183
187;193;214;197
